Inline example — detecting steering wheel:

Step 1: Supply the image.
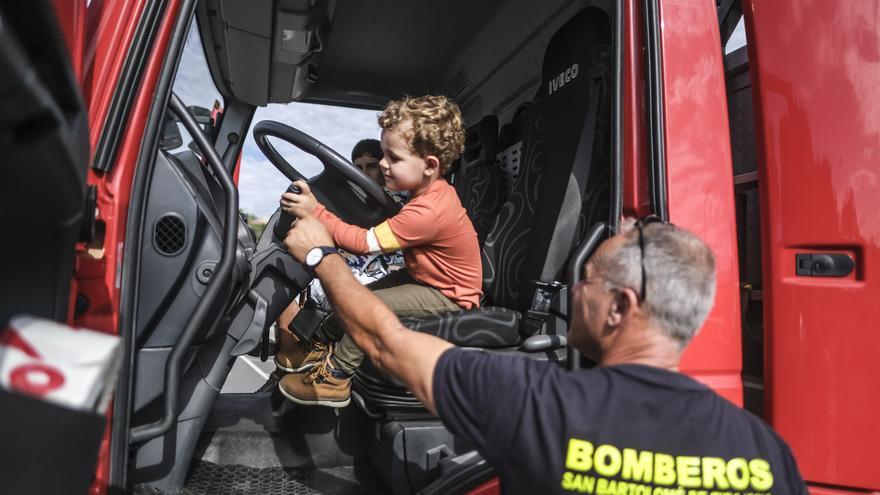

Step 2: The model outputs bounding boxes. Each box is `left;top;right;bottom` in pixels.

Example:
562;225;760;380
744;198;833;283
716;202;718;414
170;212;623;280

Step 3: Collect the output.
252;120;399;239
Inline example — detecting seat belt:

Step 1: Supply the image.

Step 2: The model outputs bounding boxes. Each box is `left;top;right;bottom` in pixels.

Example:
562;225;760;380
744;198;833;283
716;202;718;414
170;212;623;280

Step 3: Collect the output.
521;280;565;336
522;74;604;336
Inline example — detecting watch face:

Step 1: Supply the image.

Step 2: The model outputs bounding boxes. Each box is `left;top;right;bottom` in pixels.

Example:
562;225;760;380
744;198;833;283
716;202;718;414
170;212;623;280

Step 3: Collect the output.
305;247;323;267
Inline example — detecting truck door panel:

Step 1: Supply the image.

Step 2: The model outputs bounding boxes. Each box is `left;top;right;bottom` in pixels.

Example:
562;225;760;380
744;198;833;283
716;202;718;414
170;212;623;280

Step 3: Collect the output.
744;0;880;490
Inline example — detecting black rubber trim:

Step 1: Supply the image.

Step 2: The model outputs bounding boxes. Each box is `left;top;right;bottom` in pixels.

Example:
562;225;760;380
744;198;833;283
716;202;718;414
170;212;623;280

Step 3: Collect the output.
609;0;624;233
129;92;238;445
418;455;496;495
643;0;668;220
110;1;197;490
91;0;167;173
565;222;607;370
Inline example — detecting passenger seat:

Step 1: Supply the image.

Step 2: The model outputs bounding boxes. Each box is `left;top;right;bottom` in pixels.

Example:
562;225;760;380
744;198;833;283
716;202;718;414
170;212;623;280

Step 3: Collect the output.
453;116;502;247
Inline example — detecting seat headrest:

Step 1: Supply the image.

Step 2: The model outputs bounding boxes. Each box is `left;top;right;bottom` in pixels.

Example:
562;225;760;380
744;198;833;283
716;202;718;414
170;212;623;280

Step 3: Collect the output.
540;8;609;103
460;115;499;172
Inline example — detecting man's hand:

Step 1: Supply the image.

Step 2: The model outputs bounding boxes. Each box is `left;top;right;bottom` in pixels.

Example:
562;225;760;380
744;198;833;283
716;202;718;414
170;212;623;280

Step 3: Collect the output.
283;214;334;262
280;180;320;217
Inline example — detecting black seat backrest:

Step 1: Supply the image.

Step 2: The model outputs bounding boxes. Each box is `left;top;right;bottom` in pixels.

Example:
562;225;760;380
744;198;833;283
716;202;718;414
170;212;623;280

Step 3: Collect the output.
454;116;502;246
482;8;613;311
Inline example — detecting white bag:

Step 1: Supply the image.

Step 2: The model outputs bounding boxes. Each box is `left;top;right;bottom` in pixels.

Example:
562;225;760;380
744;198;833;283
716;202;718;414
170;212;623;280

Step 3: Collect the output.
0;315;121;412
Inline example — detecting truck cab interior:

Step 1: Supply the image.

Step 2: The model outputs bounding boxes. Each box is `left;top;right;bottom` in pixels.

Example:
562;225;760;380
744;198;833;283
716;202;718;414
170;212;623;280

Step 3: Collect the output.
119;0;621;492
6;0;879;493
0;0;625;493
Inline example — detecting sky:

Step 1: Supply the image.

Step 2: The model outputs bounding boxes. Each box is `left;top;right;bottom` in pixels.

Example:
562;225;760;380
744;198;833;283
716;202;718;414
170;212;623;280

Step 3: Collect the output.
172;20;381;219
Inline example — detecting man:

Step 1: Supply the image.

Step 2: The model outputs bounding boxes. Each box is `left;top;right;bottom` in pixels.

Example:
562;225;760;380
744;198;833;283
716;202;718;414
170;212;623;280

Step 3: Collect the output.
283;215;807;494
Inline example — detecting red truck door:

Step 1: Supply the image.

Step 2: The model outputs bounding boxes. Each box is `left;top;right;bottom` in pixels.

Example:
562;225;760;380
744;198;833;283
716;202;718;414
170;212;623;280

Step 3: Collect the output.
744;1;880;491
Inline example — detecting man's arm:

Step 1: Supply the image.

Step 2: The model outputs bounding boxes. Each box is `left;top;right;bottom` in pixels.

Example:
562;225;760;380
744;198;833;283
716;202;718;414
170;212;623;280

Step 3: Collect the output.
284;215;452;414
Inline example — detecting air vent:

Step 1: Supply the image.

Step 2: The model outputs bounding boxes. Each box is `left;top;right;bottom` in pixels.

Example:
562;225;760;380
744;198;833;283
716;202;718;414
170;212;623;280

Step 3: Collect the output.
496;141;522;196
154;214;186;256
447;69;470;101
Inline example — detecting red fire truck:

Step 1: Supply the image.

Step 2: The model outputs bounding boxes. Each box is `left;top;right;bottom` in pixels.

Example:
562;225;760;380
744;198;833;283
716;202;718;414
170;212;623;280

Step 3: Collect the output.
0;0;876;493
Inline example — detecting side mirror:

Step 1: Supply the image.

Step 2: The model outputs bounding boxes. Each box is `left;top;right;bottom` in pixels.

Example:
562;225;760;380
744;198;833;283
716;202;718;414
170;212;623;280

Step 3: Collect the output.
160;105;214;151
159;118;183;150
187;105;213;128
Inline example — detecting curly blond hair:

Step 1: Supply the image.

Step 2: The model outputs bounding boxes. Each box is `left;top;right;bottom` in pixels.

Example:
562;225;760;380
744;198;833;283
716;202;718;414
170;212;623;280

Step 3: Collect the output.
378;95;465;173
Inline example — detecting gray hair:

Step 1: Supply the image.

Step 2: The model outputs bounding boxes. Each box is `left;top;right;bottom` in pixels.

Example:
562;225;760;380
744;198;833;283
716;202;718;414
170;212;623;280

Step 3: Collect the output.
595;222;717;348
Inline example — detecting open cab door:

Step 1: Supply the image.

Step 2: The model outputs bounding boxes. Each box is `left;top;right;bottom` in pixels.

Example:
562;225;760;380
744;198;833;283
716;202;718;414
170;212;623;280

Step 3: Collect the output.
744;1;880;492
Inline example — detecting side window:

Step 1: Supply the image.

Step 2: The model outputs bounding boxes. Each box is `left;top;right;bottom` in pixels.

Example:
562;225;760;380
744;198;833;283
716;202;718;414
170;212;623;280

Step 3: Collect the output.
164;19;224;153
725;17;747;54
237;103;380;223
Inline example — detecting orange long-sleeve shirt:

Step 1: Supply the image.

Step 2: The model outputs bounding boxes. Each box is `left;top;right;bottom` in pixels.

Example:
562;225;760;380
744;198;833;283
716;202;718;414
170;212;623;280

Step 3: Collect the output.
313;179;482;309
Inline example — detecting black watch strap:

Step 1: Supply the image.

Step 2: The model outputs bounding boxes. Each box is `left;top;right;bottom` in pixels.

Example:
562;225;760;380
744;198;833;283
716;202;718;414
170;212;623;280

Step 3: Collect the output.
310;246;338;272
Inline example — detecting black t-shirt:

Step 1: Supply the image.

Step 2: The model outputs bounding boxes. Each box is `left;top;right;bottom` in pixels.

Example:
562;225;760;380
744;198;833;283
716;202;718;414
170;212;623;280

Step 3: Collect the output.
434;348;807;495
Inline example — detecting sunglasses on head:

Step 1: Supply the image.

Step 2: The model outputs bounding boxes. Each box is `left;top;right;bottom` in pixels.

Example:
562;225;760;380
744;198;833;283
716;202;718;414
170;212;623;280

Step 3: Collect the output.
634;215;669;302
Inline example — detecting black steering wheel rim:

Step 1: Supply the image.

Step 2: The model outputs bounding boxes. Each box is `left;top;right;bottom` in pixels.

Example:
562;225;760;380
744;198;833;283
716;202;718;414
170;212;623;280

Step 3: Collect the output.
252;120;395;215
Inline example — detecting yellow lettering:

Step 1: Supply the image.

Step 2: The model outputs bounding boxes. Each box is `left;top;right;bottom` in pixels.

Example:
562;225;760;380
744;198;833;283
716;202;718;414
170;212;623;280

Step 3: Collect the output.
676;456;701;488
597;477;609;494
566;439;595;472
748;458;773;491
562;471;575;490
580;474;596;493
595;444;623;477
561;472;596;493
622;448;653;482
654;453;676;485
701;457;729;490
726;458;750;490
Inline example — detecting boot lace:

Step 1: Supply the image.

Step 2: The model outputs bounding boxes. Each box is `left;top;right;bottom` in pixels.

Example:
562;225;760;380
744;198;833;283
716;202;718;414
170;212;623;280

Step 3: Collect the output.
303;342;334;385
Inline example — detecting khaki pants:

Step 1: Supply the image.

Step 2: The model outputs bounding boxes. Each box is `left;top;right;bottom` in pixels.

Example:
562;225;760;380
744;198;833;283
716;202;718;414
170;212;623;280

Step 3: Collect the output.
318;269;461;374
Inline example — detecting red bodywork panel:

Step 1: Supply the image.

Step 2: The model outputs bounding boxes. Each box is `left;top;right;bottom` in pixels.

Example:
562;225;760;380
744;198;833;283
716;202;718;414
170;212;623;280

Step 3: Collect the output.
656;0;743;404
465;478;501;495
51;0;184;492
744;0;880;491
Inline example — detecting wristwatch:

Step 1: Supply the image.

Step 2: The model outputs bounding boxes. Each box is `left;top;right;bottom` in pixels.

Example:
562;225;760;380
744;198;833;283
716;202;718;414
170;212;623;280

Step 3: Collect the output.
304;246;338;272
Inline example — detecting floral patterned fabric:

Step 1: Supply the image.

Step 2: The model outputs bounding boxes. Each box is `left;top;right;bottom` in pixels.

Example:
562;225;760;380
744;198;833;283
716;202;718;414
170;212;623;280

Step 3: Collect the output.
308;189;407;309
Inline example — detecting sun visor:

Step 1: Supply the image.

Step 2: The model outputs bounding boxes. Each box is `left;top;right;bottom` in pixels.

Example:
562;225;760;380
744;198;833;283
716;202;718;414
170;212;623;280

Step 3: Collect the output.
199;0;334;106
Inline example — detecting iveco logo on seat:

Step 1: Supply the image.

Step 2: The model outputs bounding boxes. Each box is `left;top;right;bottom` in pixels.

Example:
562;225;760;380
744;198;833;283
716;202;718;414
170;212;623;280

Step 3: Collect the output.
548;63;579;95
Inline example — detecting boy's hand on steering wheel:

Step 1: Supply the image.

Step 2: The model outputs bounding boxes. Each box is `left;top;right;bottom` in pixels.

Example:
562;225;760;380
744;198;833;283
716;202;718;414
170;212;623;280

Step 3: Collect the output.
279;180;320;218
283;214;334;262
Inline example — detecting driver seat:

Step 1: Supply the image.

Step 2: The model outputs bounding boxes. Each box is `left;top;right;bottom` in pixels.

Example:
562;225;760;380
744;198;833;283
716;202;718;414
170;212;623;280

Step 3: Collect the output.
352;7;614;415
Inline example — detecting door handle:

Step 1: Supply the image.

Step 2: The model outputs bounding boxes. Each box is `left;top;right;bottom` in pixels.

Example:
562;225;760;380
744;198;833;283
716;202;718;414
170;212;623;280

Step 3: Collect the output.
795;253;854;277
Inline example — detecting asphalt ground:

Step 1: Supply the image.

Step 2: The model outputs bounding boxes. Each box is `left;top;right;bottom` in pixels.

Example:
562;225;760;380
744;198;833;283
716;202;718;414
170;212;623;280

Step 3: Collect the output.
221;354;278;393
220;325;279;393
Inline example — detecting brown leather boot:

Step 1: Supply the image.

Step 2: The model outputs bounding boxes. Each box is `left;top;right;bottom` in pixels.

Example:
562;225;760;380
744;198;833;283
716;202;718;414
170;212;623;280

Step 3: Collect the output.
278;354;352;408
274;326;329;373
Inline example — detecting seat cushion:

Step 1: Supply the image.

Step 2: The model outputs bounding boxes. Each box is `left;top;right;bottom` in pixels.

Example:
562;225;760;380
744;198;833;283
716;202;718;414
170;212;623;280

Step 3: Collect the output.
399;307;521;348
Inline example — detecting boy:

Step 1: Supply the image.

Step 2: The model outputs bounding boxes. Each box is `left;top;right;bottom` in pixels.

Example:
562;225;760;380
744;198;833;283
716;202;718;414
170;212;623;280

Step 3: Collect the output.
272;138;405;377
278;95;481;407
